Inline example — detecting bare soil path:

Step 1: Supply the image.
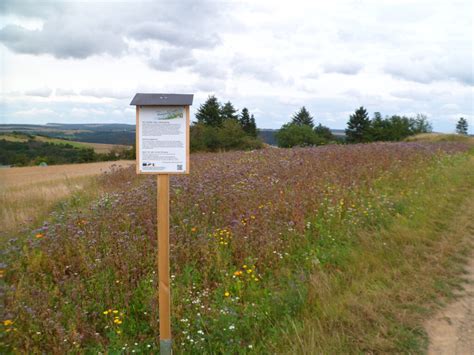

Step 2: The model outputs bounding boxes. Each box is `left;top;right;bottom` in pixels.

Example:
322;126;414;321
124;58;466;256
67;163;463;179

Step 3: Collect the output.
425;194;474;355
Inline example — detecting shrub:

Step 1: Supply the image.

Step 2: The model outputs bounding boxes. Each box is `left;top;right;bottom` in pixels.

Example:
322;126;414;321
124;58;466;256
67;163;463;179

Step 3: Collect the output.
275;123;324;148
190;122;262;152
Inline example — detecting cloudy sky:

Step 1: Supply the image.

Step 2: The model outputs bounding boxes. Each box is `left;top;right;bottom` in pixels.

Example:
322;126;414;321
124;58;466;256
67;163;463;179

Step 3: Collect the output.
1;0;473;132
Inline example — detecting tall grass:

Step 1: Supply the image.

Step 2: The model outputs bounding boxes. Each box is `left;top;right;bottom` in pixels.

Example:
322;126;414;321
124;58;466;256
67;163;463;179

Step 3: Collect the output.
1;142;472;353
278;154;474;353
406;132;474;145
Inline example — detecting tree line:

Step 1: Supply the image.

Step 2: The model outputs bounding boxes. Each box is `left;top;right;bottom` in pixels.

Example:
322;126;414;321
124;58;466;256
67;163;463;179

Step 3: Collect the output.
275;106;438;147
0;137;135;167
193;98;470;151
191;96;262;152
345;107;433;143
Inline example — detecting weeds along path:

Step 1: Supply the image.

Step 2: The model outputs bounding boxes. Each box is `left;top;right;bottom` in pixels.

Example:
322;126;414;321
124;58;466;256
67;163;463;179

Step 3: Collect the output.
278;154;474;354
425;193;474;355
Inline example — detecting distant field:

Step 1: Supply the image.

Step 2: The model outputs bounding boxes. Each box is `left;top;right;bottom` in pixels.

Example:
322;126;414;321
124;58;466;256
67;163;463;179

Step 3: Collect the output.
0;123;136;145
0;160;134;234
0;133;131;153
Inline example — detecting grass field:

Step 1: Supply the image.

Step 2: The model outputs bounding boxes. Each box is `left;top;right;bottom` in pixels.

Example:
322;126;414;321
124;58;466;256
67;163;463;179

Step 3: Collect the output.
0;161;134;235
406;132;474;145
1;141;473;353
0;133;130;153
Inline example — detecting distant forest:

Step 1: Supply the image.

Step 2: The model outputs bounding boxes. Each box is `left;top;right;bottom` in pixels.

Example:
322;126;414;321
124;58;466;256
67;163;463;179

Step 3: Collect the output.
0;138;134;167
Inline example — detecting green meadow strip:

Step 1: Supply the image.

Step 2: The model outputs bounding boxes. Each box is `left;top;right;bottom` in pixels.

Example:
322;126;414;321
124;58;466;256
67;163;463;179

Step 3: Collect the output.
273;153;474;353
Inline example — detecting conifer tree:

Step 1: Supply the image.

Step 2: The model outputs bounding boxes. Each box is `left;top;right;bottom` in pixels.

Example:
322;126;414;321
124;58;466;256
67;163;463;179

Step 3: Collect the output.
239;107;250;131
291;106;314;127
239;108;258;137
345;106;371;143
220;101;239;122
456;117;468;135
248;114;258;137
195;95;222;127
369;112;387;141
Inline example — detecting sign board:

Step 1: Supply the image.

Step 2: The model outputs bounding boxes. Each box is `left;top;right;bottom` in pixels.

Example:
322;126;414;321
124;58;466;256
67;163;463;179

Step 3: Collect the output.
131;93;192;354
136;105;190;174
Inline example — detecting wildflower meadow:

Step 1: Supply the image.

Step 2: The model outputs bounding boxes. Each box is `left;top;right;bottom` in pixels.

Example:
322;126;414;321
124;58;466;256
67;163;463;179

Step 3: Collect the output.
1;141;473;353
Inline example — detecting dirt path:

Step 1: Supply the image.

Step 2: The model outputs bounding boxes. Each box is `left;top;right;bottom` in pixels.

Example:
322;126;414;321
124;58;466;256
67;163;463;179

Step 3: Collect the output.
425;195;474;355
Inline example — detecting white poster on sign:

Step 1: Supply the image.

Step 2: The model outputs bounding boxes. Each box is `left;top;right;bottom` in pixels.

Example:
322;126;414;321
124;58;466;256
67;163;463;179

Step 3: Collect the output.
138;106;188;173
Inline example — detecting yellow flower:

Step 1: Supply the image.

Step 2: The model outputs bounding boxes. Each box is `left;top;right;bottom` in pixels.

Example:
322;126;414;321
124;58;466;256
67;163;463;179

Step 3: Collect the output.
191;227;197;232
3;320;13;326
224;291;230;297
243;265;247;269
113;310;118;314
247;269;253;274
103;310;109;315
35;233;44;239
116;330;122;334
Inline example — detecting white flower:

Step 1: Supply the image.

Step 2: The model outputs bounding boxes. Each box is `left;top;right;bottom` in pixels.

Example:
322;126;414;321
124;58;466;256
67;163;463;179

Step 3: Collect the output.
229;325;235;330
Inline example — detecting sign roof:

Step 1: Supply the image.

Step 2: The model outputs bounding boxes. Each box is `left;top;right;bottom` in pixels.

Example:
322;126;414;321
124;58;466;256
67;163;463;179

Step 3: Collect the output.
130;93;193;106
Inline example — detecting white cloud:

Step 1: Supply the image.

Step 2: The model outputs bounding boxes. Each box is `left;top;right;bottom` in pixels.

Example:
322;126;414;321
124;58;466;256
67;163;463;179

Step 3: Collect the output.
385;54;473;86
231;57;283;83
79;88;131;99
14;108;57;117
148;47;196;71
24;87;52;97
55;88;77;96
323;61;363;75
1;0;473;132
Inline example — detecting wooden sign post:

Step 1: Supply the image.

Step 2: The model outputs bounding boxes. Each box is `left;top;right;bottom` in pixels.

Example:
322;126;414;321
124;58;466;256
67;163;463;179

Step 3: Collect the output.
131;93;193;354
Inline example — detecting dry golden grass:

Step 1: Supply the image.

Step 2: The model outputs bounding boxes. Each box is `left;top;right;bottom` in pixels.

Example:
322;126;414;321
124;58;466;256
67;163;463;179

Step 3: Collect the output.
0;160;134;234
406;133;474;145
